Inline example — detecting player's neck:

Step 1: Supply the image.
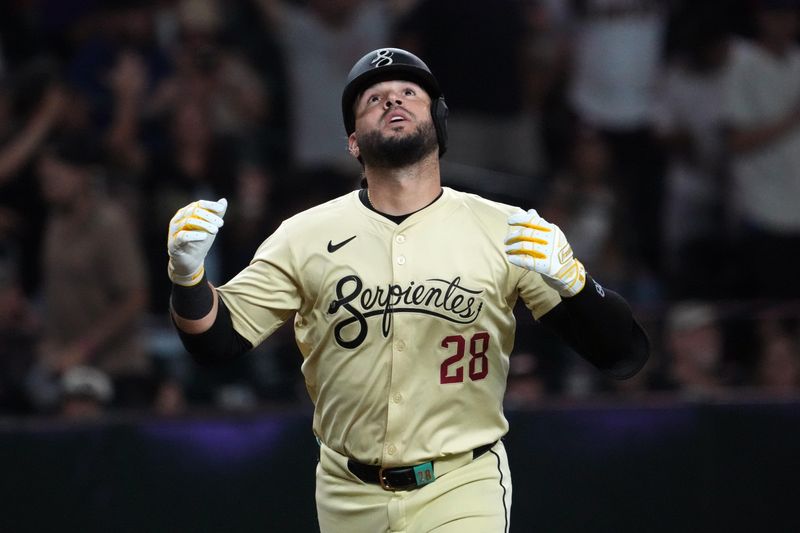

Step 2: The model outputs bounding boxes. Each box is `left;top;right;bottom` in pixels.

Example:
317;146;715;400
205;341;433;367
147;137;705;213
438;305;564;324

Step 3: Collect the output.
364;154;442;216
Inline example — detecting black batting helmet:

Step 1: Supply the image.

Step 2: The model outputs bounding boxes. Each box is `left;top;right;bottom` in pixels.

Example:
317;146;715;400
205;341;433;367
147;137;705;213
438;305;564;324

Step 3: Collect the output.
341;47;449;156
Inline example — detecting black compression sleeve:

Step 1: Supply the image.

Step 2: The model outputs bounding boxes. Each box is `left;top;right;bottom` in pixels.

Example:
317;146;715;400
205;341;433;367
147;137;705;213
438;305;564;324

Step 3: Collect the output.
539;276;649;379
170;274;214;320
174;297;254;365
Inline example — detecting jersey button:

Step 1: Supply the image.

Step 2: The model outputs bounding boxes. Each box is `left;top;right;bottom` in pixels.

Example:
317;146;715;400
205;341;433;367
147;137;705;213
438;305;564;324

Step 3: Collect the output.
387;444;397;456
395;340;406;352
393;393;403;404
395;234;406;244
397;255;406;265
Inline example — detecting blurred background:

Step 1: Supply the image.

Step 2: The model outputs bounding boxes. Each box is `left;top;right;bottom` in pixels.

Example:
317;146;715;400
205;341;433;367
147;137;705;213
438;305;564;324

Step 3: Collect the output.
0;0;799;531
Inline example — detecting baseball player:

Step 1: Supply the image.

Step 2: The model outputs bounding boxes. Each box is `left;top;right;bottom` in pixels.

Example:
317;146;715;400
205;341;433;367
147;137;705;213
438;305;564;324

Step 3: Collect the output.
168;48;649;533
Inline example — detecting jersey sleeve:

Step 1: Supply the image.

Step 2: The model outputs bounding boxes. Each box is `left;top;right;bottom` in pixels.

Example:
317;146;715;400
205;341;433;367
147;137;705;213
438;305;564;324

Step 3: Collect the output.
515;268;562;320
216;222;301;346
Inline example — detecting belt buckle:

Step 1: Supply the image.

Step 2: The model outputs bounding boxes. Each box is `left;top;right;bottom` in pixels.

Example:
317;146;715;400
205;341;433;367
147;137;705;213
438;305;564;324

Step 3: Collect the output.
378;462;436;491
378;466;396;491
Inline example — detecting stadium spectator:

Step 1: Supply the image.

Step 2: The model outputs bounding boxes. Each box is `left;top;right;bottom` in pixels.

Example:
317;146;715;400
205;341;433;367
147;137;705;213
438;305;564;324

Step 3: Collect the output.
66;0;172;133
542;127;620;285
255;0;391;198
723;0;800;299
396;0;541;184
59;365;114;419
664;302;734;398
655;14;734;299
755;329;800;396
563;0;670;276
0;73;66;294
32;136;152;410
150;0;270;147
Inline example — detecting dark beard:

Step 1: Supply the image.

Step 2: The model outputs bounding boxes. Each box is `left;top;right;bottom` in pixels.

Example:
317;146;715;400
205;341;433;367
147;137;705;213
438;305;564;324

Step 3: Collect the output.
357;120;438;169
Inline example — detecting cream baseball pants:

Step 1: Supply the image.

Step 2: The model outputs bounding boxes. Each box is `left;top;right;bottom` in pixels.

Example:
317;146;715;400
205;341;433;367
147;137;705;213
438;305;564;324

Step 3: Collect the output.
315;441;512;533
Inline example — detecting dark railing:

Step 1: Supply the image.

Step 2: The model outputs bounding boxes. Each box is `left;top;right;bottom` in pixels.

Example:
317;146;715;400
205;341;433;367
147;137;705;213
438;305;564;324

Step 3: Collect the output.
1;398;798;533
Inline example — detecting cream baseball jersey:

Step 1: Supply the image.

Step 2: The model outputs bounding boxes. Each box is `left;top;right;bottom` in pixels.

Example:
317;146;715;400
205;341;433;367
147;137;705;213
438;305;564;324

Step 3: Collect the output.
216;187;561;467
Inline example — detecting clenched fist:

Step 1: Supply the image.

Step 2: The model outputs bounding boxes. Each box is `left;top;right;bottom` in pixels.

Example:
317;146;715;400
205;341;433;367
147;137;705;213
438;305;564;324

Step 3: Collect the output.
167;198;227;286
504;209;586;297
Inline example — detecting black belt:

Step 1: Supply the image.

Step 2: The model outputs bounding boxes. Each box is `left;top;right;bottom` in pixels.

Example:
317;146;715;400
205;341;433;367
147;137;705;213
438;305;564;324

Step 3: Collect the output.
347;442;496;491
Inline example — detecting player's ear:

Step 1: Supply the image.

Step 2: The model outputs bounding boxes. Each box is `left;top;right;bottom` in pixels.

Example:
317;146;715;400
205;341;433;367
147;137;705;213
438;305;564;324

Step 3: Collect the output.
347;133;360;159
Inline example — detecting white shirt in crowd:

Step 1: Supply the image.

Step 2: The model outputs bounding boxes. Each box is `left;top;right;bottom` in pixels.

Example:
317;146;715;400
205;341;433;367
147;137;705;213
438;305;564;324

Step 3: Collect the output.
567;0;667;130
275;1;389;171
724;38;800;232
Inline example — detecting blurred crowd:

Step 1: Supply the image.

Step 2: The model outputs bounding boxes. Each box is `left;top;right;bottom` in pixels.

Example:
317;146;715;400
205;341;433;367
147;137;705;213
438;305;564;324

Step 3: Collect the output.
1;0;799;419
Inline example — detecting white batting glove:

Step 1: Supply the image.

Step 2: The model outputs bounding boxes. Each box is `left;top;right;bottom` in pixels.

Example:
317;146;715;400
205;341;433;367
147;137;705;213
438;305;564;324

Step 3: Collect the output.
167;198;227;286
504;209;586;297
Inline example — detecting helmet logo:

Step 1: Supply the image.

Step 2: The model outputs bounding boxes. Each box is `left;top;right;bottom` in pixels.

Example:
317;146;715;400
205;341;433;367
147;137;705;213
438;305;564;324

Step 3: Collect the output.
371;49;394;68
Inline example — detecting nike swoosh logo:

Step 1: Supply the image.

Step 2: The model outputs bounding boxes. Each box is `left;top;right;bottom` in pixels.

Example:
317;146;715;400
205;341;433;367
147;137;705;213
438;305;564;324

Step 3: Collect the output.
327;235;357;253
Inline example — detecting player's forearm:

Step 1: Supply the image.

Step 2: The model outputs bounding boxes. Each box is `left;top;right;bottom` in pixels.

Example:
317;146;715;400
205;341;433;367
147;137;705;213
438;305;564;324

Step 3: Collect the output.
170;276;219;334
541;276;649;379
171;285;253;365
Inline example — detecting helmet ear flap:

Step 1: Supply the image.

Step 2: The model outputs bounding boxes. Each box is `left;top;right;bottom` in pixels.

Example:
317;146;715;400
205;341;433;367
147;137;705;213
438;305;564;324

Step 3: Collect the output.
431;96;449;156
